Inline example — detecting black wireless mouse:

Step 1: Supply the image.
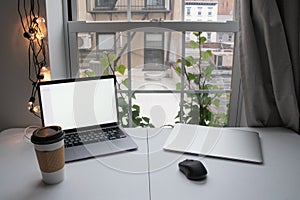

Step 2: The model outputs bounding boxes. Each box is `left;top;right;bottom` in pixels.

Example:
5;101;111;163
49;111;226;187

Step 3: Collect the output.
178;159;207;181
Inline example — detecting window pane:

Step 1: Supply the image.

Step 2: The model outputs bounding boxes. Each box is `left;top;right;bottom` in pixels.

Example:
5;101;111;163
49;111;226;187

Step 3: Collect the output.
97;34;115;50
75;29;234;127
133;93;180;127
78;0;235;22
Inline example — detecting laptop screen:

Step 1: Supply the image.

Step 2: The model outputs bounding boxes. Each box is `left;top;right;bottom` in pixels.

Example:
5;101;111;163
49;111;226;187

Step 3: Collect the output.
38;76;118;130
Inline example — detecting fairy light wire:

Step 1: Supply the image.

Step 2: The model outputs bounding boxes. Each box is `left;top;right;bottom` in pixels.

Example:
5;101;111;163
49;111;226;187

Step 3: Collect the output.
18;0;48;118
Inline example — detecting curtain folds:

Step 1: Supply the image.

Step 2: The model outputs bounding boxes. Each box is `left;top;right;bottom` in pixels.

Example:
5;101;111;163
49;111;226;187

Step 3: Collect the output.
239;0;300;133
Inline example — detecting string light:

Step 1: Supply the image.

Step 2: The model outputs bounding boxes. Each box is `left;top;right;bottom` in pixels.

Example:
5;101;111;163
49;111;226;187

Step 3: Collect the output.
18;0;50;116
40;66;51;82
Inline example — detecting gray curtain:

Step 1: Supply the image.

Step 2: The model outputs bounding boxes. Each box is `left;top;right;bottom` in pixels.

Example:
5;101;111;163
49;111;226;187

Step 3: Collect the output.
239;0;300;133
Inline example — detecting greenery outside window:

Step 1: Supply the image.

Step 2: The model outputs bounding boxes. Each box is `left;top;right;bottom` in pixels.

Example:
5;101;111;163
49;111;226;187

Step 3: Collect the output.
67;0;239;128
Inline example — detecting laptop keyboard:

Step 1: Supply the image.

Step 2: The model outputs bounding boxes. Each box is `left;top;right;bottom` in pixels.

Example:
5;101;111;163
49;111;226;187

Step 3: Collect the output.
64;127;127;148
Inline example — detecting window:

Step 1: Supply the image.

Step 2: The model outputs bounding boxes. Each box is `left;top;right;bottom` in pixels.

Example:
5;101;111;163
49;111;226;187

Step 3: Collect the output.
197;7;202;16
147;0;164;6
207;32;211;41
66;0;239;128
187;7;191;15
97;34;115;51
144;33;164;71
186;32;191;41
218;33;223;42
208;7;213;16
228;34;233;42
89;0;168;13
95;0;117;10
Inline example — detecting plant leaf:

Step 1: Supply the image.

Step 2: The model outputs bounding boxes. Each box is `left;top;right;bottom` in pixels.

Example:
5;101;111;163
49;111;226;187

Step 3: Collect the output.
116;64;126;75
131;92;136;99
201;50;212;60
200;36;206;44
189;40;199;49
187;73;196;81
193;32;201;37
122;78;129;88
142;117;150;123
132;104;140;112
203;66;214;79
108;53;116;63
212;99;220;107
175;66;182;74
100;57;109;69
184;56;196;67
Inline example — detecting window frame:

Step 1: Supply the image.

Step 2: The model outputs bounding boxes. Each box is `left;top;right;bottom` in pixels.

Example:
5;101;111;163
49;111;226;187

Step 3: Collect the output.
65;0;242;127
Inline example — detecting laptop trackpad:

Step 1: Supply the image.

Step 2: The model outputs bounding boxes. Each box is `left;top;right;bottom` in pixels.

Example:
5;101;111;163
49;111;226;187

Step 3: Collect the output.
65;142;112;162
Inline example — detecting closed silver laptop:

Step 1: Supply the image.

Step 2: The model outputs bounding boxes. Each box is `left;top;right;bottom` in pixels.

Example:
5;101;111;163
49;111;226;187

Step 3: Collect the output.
164;123;263;163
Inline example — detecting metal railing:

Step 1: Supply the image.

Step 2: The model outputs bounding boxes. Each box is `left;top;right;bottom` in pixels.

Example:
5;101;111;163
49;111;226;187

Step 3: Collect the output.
88;0;169;13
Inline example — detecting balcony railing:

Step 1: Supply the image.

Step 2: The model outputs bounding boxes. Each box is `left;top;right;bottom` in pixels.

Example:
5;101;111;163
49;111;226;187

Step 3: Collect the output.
88;0;170;13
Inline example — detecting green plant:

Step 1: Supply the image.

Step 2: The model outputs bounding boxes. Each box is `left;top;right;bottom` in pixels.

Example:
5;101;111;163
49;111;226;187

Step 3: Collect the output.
175;32;227;127
96;51;154;128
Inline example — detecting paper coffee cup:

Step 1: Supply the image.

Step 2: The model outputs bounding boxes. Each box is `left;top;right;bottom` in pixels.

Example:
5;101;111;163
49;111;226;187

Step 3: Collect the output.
31;126;65;184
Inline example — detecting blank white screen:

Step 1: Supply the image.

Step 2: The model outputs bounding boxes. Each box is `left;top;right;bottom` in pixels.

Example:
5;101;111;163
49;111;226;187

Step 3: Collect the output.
39;78;118;130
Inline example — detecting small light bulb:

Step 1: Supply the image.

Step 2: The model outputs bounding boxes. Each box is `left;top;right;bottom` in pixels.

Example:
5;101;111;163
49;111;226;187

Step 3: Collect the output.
28;97;35;110
33;17;47;39
28;97;35;104
36;32;45;40
40;66;51;82
36;17;45;23
28;103;33;111
32;106;40;113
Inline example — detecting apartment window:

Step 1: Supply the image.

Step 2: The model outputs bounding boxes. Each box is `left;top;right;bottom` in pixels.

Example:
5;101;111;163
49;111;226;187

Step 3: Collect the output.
95;0;117;9
89;0;168;13
197;7;202;16
218;33;223;42
186;32;191;41
97;34;115;51
187;7;191;16
144;33;164;71
67;1;239;128
228;34;233;42
147;0;164;6
207;32;211;41
97;33;115;60
208;7;213;16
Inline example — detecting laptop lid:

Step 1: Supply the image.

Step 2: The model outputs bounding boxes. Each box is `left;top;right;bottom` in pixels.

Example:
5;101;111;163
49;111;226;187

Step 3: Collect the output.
164;123;263;164
38;75;118;130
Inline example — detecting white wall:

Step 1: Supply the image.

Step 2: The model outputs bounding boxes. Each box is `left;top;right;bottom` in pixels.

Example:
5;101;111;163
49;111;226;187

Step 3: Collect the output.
0;1;46;131
0;0;68;131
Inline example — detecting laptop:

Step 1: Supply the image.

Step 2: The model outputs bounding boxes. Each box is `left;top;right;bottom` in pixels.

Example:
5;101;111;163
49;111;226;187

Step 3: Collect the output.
38;75;138;162
163;123;263;163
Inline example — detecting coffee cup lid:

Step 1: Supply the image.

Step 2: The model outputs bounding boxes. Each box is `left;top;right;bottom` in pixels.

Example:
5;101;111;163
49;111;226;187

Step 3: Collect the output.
31;126;64;145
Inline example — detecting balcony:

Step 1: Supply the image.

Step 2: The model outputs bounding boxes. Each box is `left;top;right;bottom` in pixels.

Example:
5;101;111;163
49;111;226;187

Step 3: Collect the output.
87;0;170;13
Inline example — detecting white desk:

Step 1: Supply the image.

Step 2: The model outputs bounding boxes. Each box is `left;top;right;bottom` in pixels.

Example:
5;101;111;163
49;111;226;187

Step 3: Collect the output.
1;127;300;200
0;128;149;200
